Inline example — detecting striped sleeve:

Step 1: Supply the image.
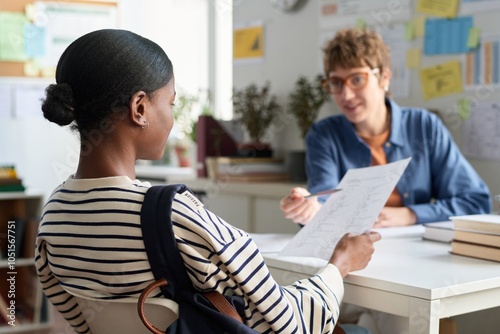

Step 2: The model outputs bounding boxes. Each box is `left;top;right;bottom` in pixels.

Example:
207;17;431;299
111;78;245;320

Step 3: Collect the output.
207;236;344;333
171;195;344;334
35;240;90;333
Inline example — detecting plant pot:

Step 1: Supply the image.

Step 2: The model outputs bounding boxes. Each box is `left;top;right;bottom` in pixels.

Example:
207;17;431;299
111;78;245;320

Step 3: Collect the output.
287;150;307;182
174;145;191;167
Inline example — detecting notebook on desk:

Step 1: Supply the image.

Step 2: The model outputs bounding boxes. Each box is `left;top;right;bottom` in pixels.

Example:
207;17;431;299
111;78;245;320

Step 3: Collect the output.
422;221;454;243
374;225;425;239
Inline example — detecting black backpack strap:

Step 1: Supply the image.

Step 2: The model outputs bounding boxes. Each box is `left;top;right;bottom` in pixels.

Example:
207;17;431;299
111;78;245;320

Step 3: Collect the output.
141;184;259;334
140;184;192;298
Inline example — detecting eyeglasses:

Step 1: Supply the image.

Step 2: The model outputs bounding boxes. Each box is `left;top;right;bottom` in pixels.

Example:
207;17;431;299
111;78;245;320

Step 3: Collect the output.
322;68;380;94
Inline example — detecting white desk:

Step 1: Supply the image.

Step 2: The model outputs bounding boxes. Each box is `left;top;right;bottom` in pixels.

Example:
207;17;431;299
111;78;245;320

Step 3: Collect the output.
135;165;303;233
263;237;500;334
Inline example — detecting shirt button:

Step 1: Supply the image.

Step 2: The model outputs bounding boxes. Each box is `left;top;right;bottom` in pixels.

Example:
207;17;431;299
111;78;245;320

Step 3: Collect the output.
403;193;409;198
385;142;391;148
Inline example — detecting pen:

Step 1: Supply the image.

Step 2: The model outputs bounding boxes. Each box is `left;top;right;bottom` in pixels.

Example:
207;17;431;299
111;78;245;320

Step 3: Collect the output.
304;188;342;199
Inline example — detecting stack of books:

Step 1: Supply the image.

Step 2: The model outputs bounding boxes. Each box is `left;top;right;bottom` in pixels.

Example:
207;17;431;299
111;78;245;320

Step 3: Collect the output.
450;214;500;262
0;165;25;192
206;157;289;182
422;221;454;243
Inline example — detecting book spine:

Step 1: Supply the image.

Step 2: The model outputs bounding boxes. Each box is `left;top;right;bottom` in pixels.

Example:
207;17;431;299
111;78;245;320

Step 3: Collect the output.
196;116;239;177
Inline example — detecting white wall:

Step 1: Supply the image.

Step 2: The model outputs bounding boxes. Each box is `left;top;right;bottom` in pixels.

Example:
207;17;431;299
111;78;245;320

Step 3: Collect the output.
0;77;79;201
119;0;209;97
233;0;325;155
233;0;500;200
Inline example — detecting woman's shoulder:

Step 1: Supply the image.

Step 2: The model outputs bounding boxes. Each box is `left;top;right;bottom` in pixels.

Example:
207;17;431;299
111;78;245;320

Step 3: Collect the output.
398;105;442;125
315;113;344;125
311;114;347;133
47;176;150;203
171;189;248;245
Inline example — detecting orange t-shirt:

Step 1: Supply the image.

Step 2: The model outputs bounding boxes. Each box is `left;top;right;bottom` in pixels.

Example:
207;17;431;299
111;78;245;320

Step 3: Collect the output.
360;130;403;207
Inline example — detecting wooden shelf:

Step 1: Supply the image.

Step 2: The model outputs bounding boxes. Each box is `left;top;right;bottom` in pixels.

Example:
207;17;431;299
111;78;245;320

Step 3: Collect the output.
0;192;51;332
0;258;35;269
0;190;44;201
0;322;52;333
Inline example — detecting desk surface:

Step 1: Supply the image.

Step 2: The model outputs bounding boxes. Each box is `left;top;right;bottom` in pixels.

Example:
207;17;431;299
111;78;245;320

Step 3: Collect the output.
264;237;500;301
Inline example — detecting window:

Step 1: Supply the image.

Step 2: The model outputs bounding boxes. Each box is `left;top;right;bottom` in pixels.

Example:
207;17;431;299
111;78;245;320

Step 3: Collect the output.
119;0;232;119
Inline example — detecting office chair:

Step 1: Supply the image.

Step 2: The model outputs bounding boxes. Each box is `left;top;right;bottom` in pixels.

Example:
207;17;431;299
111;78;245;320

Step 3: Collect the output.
73;293;179;334
73;285;346;334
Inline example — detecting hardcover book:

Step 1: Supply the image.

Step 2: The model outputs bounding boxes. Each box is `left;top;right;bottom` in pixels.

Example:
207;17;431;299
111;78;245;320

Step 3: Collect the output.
450;214;500;234
451;240;500;262
196;116;239;177
454;229;500;248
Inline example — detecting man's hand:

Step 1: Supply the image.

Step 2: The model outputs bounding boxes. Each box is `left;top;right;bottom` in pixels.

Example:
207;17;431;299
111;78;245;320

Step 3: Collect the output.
280;187;322;225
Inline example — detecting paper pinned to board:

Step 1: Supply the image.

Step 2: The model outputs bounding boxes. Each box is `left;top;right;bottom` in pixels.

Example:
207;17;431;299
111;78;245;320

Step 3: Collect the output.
279;158;411;260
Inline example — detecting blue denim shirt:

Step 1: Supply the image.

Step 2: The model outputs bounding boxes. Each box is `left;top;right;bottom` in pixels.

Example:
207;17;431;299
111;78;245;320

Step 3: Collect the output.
305;99;491;223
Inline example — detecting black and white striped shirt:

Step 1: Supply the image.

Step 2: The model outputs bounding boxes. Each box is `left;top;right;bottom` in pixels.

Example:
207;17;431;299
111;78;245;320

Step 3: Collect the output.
35;176;343;333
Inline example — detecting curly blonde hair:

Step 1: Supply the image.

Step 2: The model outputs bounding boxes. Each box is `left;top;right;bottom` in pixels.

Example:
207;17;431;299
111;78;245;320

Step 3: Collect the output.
323;28;391;75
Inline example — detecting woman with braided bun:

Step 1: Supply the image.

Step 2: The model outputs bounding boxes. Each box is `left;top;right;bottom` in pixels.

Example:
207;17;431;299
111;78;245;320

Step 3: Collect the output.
35;29;380;334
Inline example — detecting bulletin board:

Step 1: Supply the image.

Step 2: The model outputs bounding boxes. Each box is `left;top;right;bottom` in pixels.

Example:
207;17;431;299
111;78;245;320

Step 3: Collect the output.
0;0;118;77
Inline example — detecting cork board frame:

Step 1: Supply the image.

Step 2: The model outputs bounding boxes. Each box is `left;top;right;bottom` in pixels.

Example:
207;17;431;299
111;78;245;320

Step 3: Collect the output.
0;0;117;77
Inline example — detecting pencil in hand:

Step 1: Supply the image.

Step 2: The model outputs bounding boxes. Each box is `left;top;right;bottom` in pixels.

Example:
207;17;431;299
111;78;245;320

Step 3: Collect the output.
304;188;342;199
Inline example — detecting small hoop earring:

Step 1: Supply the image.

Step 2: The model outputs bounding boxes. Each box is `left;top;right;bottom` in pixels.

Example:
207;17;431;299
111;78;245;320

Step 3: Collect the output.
384;85;389;92
142;121;149;129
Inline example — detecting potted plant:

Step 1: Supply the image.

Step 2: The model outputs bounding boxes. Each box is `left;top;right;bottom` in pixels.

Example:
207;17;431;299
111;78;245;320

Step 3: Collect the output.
286;74;329;181
171;90;200;167
232;82;282;157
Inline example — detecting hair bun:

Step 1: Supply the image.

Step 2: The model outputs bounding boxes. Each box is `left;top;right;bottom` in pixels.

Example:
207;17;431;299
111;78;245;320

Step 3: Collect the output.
41;83;76;126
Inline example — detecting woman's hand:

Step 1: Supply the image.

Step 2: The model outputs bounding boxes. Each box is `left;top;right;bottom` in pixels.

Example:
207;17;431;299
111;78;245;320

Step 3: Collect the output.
329;232;381;278
374;207;417;228
279;187;322;225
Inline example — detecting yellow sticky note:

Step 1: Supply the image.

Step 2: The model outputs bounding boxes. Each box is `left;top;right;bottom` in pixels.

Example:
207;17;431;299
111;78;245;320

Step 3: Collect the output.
417;0;459;18
24;61;40;77
41;66;56;78
414;16;426;38
25;4;36;21
458;98;471;120
419;60;463;100
233;25;264;60
467;27;480;49
404;22;414;41
356;18;366;29
406;49;421;69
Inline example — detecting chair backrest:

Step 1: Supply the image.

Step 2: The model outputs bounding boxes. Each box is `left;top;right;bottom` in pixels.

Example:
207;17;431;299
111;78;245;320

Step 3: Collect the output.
73;287;345;334
73;294;179;334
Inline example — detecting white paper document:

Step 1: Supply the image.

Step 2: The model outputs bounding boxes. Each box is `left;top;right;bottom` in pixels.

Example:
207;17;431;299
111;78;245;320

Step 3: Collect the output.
279;158;411;260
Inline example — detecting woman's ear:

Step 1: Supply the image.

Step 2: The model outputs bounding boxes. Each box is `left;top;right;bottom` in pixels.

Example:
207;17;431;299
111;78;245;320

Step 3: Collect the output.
129;90;148;127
